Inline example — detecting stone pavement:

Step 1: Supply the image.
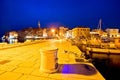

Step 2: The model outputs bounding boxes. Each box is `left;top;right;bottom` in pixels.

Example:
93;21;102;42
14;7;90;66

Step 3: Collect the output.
0;40;105;80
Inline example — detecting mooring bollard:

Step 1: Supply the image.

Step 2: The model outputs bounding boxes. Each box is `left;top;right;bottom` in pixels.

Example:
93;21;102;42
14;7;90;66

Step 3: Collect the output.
40;47;58;73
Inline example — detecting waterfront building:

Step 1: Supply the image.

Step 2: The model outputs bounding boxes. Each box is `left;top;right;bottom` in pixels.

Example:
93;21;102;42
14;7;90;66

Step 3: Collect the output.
35;28;43;37
72;26;90;39
90;29;104;36
58;26;68;38
106;28;119;38
46;27;59;38
43;28;47;37
90;30;100;39
8;31;18;43
66;30;72;38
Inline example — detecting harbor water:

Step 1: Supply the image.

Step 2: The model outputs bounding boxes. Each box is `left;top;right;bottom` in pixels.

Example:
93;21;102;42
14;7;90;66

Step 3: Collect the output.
92;57;120;80
77;45;120;80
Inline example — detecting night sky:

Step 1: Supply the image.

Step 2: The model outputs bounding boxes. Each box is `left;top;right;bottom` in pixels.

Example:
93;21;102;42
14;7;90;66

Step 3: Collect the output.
0;0;120;37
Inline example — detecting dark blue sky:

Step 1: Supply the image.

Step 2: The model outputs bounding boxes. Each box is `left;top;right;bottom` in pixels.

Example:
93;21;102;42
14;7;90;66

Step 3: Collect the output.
0;0;120;37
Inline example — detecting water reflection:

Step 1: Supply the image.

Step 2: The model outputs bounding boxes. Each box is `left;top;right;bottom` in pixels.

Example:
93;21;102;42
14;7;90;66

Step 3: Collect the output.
93;59;120;80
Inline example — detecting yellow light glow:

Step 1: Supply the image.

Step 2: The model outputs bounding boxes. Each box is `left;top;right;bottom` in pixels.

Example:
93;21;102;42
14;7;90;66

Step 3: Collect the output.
59;32;61;36
51;29;55;33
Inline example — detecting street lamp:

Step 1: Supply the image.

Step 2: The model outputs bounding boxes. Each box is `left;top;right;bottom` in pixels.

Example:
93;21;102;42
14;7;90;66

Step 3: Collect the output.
51;29;55;33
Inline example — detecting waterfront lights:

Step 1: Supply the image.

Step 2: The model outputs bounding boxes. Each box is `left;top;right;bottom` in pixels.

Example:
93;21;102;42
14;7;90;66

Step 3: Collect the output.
51;29;55;33
51;29;56;37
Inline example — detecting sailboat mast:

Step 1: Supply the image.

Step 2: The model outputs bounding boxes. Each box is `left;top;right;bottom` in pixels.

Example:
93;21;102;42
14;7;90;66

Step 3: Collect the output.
99;19;102;30
97;19;102;30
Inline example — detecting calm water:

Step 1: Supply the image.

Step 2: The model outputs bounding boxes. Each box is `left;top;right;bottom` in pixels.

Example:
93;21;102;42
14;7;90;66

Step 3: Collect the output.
92;59;120;80
77;45;120;80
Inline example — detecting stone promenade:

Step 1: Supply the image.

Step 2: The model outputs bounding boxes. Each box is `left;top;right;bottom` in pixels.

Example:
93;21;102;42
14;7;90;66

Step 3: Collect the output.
0;40;105;80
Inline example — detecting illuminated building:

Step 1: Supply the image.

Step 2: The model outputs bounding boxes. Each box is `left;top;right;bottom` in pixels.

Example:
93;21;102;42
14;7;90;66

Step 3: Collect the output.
66;30;72;38
106;28;119;38
8;31;18;43
72;26;90;38
59;26;68;38
45;28;58;38
43;28;47;37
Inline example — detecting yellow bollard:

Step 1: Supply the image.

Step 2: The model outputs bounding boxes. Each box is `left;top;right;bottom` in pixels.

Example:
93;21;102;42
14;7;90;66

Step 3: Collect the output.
40;47;58;73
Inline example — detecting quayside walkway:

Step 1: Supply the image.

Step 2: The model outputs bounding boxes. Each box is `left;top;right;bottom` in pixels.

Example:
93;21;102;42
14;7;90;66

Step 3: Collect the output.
0;40;105;80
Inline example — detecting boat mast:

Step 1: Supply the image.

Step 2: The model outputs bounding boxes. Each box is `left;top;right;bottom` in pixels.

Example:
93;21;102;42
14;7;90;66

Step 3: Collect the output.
97;19;102;31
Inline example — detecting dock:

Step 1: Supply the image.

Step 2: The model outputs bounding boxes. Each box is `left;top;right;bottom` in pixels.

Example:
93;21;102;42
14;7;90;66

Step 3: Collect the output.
0;40;105;80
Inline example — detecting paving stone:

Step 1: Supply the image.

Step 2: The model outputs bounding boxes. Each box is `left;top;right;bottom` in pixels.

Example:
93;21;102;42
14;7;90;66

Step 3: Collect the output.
0;64;17;71
0;72;22;80
67;74;97;80
18;61;35;68
30;69;42;76
5;60;21;66
32;63;40;69
31;69;49;77
0;70;6;75
13;67;34;75
27;75;47;80
17;75;28;80
17;75;46;80
48;73;68;80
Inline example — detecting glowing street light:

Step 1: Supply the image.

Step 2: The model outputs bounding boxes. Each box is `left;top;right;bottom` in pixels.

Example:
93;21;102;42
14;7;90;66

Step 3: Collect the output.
51;29;55;33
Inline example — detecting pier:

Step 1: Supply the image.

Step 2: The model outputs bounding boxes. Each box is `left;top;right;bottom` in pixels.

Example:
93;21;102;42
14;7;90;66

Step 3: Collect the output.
0;40;105;80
